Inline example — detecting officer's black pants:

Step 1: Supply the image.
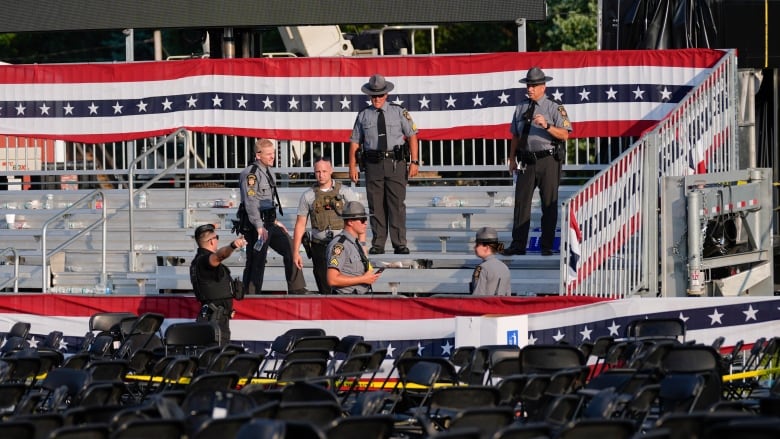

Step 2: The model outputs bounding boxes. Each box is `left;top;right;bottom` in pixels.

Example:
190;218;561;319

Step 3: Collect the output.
244;223;306;294
511;155;561;253
364;159;408;249
311;240;330;295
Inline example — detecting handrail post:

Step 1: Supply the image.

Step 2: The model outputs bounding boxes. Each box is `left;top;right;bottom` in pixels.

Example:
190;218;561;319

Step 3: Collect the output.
0;247;19;292
41;189;106;292
127;127;190;271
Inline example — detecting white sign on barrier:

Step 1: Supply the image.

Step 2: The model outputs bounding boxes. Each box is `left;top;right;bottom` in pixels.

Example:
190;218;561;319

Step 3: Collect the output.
455;314;529;347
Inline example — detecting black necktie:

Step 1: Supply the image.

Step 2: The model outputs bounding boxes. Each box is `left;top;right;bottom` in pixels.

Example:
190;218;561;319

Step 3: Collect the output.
519;100;537;151
265;168;283;216
377;109;388;151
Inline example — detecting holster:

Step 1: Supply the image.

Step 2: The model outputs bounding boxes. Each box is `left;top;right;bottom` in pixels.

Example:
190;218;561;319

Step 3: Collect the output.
301;231;313;259
356;148;366;171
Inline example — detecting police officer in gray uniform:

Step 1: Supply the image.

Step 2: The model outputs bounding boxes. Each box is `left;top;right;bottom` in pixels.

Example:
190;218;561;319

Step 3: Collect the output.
326;201;383;294
239;138;307;294
503;67;572;256
349;74;420;255
292;157;363;294
471;227;512;296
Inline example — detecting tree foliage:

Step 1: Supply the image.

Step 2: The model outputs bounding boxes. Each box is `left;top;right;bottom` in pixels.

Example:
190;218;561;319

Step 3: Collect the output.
0;0;598;63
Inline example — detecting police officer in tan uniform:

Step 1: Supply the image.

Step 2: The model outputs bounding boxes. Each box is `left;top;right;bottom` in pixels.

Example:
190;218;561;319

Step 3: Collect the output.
349;74;420;255
292;157;363;294
503;67;572;256
326;202;382;294
239;138;307;294
471;227;512;296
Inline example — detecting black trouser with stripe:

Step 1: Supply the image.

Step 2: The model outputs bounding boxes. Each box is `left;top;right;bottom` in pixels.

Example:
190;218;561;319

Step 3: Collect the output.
510;155;561;253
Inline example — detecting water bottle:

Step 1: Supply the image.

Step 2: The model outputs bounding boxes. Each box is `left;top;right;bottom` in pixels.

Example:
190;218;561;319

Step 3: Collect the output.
137;191;148;209
253;235;265;252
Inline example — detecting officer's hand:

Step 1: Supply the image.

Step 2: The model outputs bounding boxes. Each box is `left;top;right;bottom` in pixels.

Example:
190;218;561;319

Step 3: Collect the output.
258;227;268;242
508;159;517;173
293;253;303;269
533;114;547;128
364;270;382;285
349;166;359;183
408;163;419;178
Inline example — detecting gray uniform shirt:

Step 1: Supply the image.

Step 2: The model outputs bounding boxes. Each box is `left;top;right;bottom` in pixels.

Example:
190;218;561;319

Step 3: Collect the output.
297;183;359;241
350;102;417;151
239;161;275;229
510;94;572;153
326;231;370;295
471;255;512;296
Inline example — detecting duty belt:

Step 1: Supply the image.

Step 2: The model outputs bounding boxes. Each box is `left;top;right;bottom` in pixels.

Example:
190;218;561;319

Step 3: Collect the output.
528;149;556;158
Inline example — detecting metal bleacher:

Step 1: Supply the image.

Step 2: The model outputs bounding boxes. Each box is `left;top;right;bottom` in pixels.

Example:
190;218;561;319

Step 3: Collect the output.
0;184;570;296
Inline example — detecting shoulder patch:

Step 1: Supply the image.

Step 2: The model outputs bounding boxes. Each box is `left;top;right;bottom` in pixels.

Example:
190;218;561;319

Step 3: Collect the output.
473;265;482;279
330;258;339;266
558;105;571;128
331;243;344;257
402;109;417;131
246;174;257;196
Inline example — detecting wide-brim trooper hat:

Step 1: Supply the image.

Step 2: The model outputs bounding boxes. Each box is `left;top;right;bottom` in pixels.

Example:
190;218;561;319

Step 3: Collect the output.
340;201;371;219
519;67;553;85
361;74;395;96
475;226;500;244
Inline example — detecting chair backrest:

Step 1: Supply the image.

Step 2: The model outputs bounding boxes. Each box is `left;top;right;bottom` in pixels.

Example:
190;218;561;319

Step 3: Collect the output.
88;312;137;333
520;344;585;374
292;336;341;352
627;317;686;341
8;321;31;339
163;321;217;355
275;359;329;383
324;414;394;439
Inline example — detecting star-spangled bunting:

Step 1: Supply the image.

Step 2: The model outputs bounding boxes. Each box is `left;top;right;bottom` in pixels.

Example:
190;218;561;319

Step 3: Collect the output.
0;49;726;143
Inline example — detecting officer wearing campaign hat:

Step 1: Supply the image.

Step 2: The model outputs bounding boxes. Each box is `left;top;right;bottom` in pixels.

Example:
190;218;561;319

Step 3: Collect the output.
326;201;382;294
349;73;420;256
471;227;512;296
504;66;572;257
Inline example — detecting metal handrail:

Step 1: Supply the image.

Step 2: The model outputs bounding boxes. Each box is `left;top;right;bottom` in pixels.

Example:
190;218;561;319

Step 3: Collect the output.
0;247;19;292
41;190;107;292
127;128;194;271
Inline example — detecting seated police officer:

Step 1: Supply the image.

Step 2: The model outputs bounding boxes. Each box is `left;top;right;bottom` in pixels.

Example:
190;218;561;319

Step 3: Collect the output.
326;201;383;294
471;227;512;296
191;223;246;346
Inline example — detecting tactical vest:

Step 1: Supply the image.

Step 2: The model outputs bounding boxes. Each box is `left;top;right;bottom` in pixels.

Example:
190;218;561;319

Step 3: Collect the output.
310;181;345;231
190;250;233;302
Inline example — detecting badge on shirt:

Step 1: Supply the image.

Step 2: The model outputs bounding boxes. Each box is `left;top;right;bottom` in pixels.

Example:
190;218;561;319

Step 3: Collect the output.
246;174;257;196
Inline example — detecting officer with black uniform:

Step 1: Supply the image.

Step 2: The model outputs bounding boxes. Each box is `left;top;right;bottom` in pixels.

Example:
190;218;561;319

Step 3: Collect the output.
471;227;512;296
349;74;420;255
292;157;363;294
190;223;246;346
239;138;307;294
326;201;383;294
503;67;572;256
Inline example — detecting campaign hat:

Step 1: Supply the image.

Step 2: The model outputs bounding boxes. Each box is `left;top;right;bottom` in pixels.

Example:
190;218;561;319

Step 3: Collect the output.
340;201;370;219
520;67;553;85
361;74;395;95
475;227;500;244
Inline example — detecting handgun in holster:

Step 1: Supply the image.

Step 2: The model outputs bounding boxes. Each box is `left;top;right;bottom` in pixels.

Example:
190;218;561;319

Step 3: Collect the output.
356;148;366;172
199;304;213;320
301;231;313;259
